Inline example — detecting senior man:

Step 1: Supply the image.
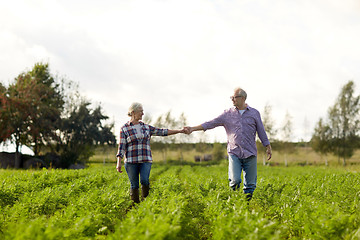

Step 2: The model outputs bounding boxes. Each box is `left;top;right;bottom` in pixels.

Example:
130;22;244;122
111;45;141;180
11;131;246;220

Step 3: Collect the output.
185;87;272;200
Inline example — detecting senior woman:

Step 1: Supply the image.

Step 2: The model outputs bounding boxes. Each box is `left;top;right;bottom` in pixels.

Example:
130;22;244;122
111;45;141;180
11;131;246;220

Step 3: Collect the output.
116;102;185;203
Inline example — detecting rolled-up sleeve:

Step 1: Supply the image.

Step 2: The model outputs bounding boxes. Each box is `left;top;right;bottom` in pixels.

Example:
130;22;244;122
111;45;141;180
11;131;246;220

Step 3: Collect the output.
116;129;127;158
149;125;168;136
201;112;225;131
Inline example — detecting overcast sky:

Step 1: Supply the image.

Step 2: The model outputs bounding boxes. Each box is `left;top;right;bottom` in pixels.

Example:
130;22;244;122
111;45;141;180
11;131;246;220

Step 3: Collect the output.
1;0;360;143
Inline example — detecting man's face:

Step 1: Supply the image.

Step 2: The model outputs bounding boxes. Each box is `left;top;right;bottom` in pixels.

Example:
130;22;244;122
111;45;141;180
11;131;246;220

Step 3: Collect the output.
231;91;244;108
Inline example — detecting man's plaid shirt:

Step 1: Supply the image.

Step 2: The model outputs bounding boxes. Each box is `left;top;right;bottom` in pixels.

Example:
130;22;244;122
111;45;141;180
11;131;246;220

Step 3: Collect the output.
116;121;168;163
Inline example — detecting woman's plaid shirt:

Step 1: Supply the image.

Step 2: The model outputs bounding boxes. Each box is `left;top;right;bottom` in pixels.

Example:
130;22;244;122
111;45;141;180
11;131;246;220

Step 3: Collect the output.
116;121;168;163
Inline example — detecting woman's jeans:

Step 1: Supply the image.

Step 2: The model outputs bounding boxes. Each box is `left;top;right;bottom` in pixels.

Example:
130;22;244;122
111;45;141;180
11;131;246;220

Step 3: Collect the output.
125;162;152;189
228;155;257;194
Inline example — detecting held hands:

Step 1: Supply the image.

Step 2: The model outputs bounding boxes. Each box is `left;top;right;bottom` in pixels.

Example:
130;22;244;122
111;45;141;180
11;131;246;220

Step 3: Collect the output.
182;126;201;134
183;126;192;135
168;127;193;135
179;126;192;134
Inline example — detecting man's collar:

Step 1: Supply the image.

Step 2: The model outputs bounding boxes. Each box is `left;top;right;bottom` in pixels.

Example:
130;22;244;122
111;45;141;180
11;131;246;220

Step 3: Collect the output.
233;104;250;111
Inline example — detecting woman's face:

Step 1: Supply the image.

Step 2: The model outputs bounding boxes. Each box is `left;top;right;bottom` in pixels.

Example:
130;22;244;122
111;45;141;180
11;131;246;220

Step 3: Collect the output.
133;108;144;121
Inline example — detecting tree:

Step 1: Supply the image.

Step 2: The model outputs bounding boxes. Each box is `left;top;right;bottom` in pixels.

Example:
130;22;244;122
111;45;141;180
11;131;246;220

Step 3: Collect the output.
0;82;11;142
212;142;225;161
281;111;293;142
58;101;116;168
26;63;64;155
1;73;37;168
151;110;188;162
311;118;332;165
280;111;294;166
328;81;360;165
1;62;116;168
262;103;277;141
152;110;177;162
142;113;152;125
0;63;65;167
47;75;115;167
311;81;360;166
175;112;188;161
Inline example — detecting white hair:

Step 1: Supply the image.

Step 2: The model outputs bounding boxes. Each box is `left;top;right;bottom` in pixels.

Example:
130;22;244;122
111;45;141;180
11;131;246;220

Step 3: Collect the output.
128;102;143;117
234;87;247;100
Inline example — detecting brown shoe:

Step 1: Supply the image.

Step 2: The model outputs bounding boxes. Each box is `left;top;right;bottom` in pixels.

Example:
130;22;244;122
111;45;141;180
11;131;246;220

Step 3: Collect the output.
141;184;150;199
130;188;140;203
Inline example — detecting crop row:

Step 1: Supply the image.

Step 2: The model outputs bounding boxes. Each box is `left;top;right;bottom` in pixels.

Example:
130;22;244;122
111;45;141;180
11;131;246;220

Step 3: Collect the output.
1;164;360;239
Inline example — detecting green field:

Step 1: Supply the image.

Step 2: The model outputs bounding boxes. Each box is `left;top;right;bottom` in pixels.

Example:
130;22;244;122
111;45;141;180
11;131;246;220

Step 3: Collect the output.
92;145;360;167
1;159;360;239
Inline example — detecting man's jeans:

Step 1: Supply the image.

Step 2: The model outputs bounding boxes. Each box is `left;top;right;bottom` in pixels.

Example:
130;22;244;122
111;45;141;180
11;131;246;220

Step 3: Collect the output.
125;162;152;189
228;155;257;194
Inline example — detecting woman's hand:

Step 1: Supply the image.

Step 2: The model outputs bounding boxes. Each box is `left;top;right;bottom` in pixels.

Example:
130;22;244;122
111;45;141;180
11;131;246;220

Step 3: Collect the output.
184;126;192;134
116;157;123;173
116;165;123;173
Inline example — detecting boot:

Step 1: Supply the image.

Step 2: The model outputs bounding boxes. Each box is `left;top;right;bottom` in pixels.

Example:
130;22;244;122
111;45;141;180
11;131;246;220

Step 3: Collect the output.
141;184;150;200
245;193;253;202
130;188;140;204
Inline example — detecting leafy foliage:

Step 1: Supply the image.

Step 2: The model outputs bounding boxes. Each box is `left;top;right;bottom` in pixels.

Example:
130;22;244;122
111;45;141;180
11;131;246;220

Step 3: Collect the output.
1;163;360;239
58;102;116;167
26;63;64;155
262;103;277;141
311;81;360;165
0;64;63;155
0;62;116;167
311;118;332;156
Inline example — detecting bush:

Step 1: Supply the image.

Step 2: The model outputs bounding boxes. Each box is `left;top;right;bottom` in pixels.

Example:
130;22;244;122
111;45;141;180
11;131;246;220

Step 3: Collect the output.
212;142;225;160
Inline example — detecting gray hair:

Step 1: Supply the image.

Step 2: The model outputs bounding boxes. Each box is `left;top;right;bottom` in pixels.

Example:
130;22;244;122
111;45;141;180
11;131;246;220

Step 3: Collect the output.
234;87;247;100
128;102;143;117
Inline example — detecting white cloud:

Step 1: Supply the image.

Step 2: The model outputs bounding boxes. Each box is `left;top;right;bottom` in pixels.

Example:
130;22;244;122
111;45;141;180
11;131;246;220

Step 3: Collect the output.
1;0;360;143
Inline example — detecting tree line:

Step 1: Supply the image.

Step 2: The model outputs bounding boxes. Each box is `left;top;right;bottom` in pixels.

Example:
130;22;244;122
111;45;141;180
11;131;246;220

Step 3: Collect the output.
262;80;360;166
1;63;359;167
142;81;360;166
0;63;116;168
311;81;360;165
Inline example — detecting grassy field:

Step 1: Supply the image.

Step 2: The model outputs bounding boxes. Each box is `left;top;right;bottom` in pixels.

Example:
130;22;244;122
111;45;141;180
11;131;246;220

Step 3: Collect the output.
1;146;360;239
92;145;360;170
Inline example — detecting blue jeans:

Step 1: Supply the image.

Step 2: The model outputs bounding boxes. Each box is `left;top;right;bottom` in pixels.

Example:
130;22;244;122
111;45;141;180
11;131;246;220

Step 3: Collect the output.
228;155;257;194
125;162;152;189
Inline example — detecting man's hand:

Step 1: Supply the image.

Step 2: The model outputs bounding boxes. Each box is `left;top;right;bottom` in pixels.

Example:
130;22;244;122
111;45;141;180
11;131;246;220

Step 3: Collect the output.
266;145;272;160
184;126;192;135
